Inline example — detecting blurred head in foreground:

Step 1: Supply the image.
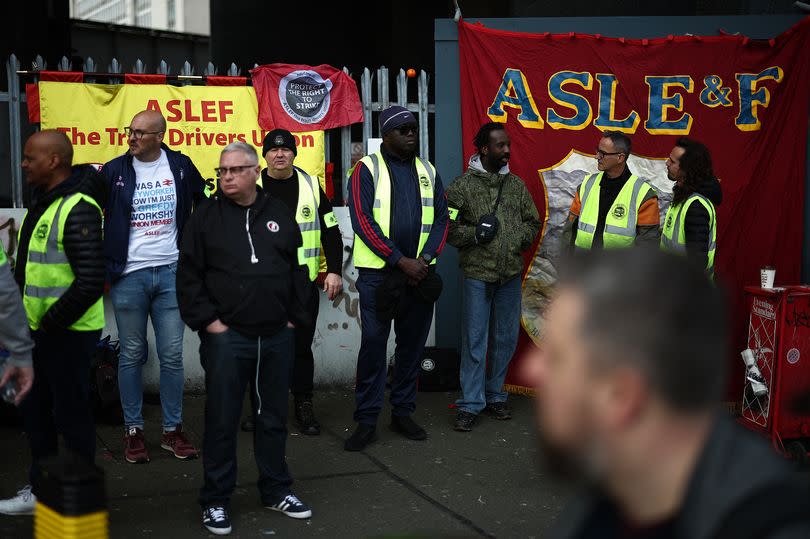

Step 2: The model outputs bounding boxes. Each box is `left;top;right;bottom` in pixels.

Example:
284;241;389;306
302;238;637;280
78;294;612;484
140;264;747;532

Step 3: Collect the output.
531;249;727;481
528;249;810;537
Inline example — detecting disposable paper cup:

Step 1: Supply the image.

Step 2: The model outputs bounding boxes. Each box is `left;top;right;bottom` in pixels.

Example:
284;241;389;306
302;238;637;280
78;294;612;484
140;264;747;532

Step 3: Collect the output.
741;349;756;368
760;267;776;289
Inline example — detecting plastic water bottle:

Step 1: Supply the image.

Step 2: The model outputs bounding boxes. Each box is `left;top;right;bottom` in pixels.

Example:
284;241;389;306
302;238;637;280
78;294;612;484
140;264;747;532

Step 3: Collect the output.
0;349;17;404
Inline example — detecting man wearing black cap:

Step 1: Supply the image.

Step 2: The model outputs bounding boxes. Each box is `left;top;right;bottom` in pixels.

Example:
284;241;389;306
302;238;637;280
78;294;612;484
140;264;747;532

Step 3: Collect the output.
240;129;343;436
346;105;450;451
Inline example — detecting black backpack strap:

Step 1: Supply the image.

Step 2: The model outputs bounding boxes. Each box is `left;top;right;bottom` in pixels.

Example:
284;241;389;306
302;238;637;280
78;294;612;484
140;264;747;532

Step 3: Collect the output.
711;481;810;539
491;176;507;214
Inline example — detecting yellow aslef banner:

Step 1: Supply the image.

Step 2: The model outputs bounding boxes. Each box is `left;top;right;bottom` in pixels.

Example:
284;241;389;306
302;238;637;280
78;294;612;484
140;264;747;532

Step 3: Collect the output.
38;81;325;196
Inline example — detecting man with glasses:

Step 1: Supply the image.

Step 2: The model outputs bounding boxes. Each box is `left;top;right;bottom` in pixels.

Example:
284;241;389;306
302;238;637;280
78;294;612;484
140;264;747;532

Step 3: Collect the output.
563;131;659;251
345;105;449;451
102;110;205;464
177;142;313;534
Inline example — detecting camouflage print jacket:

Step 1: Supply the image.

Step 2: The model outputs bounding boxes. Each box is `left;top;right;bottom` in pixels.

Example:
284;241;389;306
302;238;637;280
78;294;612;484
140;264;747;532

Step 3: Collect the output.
447;156;541;283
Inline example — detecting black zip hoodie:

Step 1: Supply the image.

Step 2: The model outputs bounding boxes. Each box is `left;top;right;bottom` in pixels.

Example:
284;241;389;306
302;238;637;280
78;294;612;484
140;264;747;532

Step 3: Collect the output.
176;187;312;338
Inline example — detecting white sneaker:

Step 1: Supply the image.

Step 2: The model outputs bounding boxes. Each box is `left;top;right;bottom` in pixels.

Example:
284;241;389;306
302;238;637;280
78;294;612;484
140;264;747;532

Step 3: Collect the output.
0;485;36;515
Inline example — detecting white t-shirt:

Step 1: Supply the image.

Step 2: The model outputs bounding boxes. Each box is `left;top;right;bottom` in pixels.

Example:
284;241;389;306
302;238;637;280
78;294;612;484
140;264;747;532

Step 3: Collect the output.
123;150;179;275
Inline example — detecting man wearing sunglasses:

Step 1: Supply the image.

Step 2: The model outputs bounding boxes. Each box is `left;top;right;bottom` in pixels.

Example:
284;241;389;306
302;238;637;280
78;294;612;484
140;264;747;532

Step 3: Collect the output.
346;105;450;451
101;110;206;465
563;131;659;251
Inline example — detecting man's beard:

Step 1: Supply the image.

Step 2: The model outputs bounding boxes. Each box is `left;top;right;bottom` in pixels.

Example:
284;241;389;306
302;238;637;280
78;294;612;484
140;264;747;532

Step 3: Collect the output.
536;429;606;487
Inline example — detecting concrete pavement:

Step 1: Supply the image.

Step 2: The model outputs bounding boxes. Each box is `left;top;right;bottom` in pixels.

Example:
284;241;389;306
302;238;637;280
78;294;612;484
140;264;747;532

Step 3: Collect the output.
0;389;570;538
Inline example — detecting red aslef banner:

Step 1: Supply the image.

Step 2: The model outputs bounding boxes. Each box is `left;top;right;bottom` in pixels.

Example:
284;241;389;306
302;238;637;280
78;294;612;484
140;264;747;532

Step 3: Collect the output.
250;63;363;131
458;17;810;394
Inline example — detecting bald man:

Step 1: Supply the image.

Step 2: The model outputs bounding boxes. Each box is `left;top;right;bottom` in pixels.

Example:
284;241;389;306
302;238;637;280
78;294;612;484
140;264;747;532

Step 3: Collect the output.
0;131;105;515
102;110;205;464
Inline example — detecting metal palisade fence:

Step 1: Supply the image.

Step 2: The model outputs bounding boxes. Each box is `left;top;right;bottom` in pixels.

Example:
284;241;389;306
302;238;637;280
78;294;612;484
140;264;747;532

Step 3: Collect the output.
1;54;435;208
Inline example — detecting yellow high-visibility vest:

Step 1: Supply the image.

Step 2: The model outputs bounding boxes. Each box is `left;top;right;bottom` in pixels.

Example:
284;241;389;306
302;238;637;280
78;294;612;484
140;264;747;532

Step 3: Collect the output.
575;172;654;250
353;152;436;269
661;193;717;279
19;193;104;331
293;166;338;281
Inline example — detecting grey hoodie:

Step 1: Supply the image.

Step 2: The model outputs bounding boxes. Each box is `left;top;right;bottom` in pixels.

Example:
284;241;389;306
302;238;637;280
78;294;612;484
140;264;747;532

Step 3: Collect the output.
0;256;33;367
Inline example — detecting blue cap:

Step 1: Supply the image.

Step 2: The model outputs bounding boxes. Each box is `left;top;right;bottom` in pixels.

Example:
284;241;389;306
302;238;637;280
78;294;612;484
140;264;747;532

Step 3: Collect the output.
379;105;417;136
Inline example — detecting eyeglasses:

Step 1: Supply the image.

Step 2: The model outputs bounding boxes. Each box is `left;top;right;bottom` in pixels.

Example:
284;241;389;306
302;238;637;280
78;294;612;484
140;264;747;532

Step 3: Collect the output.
124;127;163;139
596;149;623;158
396;124;418;136
214;165;256;177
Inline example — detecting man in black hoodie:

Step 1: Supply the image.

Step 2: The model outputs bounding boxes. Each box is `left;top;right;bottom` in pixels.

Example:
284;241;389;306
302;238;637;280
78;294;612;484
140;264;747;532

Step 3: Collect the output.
0;131;105;516
661;138;722;279
177;142;313;535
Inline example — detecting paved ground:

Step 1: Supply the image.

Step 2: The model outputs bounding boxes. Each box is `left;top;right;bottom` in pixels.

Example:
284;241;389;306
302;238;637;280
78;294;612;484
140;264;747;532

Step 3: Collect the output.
0;389;570;538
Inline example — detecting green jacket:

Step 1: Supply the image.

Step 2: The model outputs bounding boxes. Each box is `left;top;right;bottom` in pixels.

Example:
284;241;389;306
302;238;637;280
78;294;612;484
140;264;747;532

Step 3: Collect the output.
447;157;541;283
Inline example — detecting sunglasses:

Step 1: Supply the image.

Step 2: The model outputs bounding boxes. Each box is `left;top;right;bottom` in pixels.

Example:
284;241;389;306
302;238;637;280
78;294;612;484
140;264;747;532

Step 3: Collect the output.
396;124;418;136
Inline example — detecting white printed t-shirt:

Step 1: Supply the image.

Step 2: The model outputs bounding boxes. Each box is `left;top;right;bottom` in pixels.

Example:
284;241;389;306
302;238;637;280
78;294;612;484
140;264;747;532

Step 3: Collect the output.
123;150;179;275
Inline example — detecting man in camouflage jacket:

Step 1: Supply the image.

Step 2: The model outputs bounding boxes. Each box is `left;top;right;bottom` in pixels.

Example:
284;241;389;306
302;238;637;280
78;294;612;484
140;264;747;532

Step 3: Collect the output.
446;122;541;432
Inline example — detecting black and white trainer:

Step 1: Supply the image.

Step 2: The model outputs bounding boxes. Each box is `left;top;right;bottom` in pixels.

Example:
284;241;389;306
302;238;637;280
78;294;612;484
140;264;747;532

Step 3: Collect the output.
202;505;232;535
266;493;312;519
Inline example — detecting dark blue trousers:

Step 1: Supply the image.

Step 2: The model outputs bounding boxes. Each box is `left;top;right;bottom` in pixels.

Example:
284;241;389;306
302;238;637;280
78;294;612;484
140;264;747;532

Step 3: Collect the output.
353;271;434;425
198;327;294;507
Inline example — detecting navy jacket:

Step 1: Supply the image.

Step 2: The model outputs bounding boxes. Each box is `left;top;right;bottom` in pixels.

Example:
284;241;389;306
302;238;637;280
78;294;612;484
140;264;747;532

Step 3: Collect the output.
101;144;206;281
348;147;449;269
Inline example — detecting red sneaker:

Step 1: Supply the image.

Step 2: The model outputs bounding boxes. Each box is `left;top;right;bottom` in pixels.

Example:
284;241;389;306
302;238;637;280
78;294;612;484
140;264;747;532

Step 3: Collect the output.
124;427;150;464
160;424;199;460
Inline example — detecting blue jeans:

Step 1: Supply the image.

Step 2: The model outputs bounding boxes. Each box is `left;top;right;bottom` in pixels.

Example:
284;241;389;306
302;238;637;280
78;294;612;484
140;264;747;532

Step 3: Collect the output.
111;262;186;431
456;277;522;415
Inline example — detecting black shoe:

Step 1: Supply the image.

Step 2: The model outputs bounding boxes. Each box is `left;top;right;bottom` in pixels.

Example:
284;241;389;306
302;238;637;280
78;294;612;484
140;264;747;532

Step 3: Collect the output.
241;414;255;432
453;411;477;432
485;401;512;420
391;415;427;440
202;505;232;535
295;400;321;436
344;424;377;451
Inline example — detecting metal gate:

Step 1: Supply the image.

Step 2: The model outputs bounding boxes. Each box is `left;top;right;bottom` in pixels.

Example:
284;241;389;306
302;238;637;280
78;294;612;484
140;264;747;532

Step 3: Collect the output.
1;54;435;208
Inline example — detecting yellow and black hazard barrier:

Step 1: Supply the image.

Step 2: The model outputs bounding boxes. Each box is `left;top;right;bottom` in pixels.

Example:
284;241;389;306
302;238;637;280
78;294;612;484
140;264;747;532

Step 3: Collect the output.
33;453;108;539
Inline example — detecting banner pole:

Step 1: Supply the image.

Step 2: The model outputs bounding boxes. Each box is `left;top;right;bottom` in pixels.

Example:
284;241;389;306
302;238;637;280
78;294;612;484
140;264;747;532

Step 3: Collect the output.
6;54;22;208
418;70;429;160
804;109;810;283
361;68;372;154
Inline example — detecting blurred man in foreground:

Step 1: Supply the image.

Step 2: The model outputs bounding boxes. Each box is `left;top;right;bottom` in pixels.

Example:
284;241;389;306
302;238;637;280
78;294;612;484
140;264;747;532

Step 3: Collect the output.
528;249;810;539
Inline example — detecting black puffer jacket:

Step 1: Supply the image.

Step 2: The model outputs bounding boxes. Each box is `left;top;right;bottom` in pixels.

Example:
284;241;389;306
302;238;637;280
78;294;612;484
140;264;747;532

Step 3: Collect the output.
15;165;107;331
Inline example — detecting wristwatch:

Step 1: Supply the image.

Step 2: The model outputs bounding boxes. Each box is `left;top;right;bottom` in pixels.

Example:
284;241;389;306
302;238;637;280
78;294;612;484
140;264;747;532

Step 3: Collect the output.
420;253;433;264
